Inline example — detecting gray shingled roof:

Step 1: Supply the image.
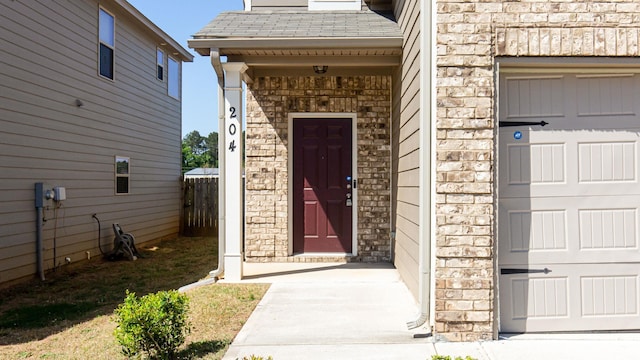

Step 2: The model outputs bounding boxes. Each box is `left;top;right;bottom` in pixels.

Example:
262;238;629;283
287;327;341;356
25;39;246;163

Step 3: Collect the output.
193;11;401;39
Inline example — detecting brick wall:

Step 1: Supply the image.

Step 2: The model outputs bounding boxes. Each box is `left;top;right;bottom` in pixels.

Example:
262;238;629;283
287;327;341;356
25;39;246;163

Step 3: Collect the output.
245;76;391;263
436;0;640;341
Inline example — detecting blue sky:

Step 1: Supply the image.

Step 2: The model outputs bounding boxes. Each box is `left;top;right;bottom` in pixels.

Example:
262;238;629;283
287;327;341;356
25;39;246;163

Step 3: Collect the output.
128;0;244;137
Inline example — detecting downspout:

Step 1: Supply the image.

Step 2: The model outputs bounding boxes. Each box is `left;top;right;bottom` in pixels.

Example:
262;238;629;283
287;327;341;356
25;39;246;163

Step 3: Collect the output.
178;49;226;292
407;0;434;331
209;48;226;280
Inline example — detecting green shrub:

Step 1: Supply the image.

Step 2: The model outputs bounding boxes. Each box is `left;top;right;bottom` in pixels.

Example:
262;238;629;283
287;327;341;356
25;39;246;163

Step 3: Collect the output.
431;356;476;360
114;290;190;360
239;356;273;360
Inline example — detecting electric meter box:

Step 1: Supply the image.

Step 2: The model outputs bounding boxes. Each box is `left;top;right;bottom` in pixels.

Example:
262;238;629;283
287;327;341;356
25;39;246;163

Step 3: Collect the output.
35;183;53;207
54;187;66;201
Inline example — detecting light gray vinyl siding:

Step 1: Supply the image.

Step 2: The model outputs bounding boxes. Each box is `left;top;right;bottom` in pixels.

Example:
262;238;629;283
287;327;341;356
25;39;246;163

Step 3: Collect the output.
0;1;182;283
391;0;421;299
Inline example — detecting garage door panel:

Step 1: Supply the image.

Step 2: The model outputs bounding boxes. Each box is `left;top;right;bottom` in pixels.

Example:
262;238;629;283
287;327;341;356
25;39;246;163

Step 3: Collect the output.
500;264;640;333
579;141;636;183
576;74;636;118
579;208;637;251
499;202;568;266
500;197;640;265
503;76;566;119
500;132;640;199
581;275;638;317
499;71;640;333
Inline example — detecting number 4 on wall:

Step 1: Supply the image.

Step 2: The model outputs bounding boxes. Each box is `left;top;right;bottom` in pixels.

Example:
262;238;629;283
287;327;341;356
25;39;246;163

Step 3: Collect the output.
228;119;238;152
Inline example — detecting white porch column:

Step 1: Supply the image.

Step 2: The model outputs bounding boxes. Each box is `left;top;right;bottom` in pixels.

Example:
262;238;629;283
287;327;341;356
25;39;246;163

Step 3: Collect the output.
222;62;247;281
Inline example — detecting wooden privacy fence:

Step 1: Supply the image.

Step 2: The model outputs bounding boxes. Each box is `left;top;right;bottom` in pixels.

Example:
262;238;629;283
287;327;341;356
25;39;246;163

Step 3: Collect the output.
181;177;218;237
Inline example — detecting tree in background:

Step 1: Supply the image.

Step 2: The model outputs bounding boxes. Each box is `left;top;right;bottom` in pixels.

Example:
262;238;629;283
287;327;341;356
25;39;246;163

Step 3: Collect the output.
182;130;217;173
204;132;218;165
182;130;244;174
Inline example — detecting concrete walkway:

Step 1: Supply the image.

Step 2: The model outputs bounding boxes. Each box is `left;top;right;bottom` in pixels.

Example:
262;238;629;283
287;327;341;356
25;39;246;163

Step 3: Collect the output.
217;262;640;360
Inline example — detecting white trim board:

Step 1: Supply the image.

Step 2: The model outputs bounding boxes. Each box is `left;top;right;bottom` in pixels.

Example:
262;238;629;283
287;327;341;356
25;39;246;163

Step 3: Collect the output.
308;0;361;11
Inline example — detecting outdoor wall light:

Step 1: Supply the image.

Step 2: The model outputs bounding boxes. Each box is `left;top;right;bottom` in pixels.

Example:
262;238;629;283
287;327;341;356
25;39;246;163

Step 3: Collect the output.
313;65;328;74
75;99;84;107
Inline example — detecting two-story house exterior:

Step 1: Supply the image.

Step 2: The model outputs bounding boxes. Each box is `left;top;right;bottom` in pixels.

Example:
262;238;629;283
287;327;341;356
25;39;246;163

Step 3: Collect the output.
189;0;640;340
1;0;192;285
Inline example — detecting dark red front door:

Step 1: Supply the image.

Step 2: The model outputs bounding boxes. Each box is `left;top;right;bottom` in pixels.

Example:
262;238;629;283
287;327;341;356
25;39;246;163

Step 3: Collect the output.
293;118;353;253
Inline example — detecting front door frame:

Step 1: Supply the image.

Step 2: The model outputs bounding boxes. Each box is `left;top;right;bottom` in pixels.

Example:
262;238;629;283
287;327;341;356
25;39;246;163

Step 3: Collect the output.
288;112;358;256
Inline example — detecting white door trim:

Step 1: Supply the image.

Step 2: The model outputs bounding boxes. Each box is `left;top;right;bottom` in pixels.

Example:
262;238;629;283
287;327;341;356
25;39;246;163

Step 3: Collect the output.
287;112;358;256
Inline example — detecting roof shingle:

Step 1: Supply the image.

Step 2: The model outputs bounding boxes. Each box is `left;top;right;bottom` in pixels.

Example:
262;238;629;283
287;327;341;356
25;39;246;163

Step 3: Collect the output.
193;11;401;39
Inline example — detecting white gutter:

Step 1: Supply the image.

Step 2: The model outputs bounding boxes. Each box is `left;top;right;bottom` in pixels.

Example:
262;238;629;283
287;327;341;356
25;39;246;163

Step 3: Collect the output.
188;37;403;56
428;0;438;330
407;0;435;332
209;48;226;280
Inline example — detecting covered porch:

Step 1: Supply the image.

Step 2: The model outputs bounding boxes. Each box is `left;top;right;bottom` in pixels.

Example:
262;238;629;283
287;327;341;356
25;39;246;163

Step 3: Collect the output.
188;10;403;280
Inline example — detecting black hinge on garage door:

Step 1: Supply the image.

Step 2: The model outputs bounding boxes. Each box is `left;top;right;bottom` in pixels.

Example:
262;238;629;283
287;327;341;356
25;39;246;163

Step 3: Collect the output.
499;121;549;127
501;267;552;275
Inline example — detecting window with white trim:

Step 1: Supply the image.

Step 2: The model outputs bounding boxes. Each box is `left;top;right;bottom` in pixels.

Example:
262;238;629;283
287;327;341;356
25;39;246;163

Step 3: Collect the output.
309;0;360;11
99;8;115;79
115;156;130;194
157;49;164;81
168;57;180;99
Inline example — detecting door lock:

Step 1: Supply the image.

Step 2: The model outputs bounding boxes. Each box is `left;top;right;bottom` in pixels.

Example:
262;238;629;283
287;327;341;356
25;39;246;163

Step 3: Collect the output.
345;176;354;206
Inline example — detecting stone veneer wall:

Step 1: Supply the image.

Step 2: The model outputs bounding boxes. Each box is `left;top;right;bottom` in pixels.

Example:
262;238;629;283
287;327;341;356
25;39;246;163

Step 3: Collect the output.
436;0;640;341
244;76;391;263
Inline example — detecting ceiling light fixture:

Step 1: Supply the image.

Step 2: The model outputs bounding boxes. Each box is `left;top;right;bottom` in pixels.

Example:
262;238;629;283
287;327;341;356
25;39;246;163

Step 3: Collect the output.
313;65;328;74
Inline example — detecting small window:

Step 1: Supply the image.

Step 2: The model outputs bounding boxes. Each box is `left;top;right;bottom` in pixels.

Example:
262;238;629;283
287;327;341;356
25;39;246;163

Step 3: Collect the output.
168;57;179;98
115;156;130;194
99;8;115;79
157;49;164;81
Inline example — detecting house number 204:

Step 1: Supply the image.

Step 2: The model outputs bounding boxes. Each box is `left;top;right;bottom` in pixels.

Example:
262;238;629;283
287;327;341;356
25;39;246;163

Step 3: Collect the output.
228;107;237;152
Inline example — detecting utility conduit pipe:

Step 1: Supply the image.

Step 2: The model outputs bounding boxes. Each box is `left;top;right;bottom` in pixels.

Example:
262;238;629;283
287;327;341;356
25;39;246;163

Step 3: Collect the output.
35;183;48;281
36;205;45;281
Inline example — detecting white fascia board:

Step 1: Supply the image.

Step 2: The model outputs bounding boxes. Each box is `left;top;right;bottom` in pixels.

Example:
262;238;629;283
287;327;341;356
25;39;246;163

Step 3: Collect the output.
309;0;361;11
229;55;401;67
188;37;403;55
114;0;193;61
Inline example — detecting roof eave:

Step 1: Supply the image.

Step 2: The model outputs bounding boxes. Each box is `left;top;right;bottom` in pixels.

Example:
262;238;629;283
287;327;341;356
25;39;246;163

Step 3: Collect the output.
187;37;403;56
114;0;194;62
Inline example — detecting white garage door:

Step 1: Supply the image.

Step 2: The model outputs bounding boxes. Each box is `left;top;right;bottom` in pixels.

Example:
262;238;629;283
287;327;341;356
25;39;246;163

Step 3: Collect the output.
498;71;640;333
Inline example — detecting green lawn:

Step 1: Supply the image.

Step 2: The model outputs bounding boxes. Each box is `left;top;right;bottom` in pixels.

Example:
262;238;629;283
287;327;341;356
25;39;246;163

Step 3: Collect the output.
0;236;268;359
